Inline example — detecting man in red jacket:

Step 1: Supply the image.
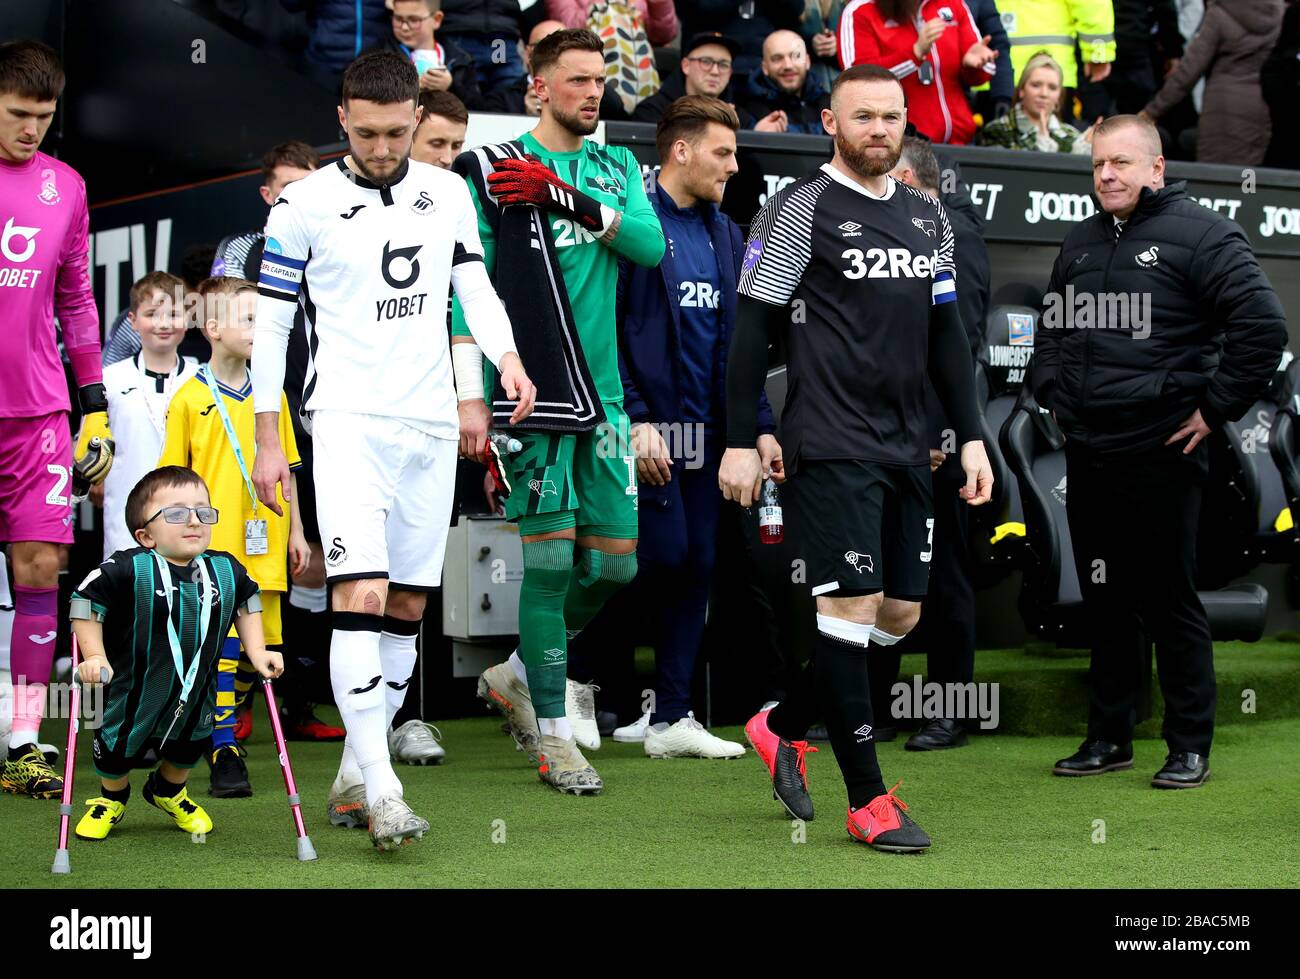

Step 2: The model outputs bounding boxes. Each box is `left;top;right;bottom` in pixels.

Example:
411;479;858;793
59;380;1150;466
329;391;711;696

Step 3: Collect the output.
839;0;996;144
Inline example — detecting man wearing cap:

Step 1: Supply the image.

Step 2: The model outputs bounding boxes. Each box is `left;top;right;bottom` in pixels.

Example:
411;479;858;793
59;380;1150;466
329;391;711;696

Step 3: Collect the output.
634;32;752;125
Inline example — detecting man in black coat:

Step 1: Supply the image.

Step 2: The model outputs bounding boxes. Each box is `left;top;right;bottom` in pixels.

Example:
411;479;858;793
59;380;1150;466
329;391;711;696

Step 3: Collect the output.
1030;115;1287;789
735;29;830;135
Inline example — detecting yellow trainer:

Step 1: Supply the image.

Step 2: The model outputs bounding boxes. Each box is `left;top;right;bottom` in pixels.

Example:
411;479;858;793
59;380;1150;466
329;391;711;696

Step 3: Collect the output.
75;797;126;840
143;778;213;834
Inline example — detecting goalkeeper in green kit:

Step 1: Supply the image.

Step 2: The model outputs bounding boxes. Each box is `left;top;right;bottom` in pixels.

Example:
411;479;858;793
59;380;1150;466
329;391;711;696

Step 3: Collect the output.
450;28;664;795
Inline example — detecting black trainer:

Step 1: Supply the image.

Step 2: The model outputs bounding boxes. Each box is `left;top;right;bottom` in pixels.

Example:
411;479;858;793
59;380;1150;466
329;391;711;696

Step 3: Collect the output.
208;744;252;798
1053;739;1133;776
905;718;969;751
772;739;817;821
1152;751;1209;789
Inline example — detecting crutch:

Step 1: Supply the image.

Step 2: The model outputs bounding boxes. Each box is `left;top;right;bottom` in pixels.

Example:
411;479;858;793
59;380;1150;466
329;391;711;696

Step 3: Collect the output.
261;678;317;861
51;636;85;874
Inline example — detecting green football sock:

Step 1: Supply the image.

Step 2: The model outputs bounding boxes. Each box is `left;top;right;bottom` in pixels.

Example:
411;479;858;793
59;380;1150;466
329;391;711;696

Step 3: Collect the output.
518;538;575;717
564;548;638;632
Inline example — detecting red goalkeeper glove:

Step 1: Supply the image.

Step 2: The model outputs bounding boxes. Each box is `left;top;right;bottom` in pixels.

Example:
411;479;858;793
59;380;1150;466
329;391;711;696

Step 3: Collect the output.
487;156;612;235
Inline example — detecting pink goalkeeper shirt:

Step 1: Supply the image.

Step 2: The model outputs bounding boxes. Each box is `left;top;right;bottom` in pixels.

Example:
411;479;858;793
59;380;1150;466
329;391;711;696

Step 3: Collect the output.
0;150;101;417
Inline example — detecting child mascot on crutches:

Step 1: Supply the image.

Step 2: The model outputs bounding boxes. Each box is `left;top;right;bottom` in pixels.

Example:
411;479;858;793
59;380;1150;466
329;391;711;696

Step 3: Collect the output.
53;467;314;868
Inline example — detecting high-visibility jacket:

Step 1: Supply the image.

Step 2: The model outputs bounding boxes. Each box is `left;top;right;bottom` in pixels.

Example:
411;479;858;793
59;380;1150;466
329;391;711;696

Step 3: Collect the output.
996;0;1115;89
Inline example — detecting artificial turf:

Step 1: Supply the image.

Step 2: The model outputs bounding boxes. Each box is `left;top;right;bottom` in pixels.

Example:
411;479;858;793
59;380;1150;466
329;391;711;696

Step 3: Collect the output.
3;707;1297;889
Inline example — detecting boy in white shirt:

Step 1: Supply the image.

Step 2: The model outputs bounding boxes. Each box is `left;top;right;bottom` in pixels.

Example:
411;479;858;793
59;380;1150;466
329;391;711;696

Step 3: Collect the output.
77;272;198;558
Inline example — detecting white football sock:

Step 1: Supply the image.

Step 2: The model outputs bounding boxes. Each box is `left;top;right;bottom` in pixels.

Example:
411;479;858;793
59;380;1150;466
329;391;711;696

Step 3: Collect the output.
330;623;402;805
508;649;529;688
538;716;572;740
379;627;419;729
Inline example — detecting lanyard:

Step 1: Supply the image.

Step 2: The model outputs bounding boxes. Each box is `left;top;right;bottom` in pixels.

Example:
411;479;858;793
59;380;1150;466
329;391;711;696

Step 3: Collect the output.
199;365;259;514
138;355;181;437
153;550;212;745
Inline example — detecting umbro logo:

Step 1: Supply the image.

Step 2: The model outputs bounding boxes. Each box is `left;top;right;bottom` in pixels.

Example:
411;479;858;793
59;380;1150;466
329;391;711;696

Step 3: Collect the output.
325;536;347;567
542;647;565;662
838;220;862;238
340;204;365;220
844;550;874;574
853;724;873;742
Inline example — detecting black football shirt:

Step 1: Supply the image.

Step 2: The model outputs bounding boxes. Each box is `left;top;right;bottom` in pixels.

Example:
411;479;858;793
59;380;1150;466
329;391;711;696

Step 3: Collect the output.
738;165;958;468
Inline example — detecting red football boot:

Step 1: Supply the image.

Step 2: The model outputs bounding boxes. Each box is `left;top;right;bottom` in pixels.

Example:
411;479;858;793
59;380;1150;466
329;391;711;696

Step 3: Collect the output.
846;782;931;853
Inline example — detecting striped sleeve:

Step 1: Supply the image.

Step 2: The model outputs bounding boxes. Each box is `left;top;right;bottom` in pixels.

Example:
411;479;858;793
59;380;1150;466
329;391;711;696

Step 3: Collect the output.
737;175;827;307
932;199;957;306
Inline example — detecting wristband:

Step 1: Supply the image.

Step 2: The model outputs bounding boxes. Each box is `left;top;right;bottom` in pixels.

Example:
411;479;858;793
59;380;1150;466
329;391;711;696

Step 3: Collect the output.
452;343;485;402
78;382;108;416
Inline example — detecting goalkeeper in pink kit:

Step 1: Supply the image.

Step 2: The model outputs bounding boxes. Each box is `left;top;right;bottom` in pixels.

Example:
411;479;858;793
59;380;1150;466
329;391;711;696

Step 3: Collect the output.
0;41;113;799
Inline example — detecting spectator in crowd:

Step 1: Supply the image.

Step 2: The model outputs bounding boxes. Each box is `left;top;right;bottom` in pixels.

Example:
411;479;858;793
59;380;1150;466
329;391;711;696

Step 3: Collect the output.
838;0;998;144
1262;0;1300;170
964;0;1015;122
634;31;747;123
800;0;845;93
480;18;627;117
1141;0;1283;166
875;136;988;749
546;0;679;45
993;0;1115;93
1089;0;1184;116
1032;114;1286;789
366;0;483;108
679;0;806;76
977;51;1098;152
281;0;391;79
634;30;748;124
411;90;467;168
571;95;779;757
437;0;535;95
738;30;830;133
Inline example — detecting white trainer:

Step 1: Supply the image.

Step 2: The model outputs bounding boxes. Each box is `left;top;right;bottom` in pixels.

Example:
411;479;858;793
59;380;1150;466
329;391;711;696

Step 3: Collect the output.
477;662;540;762
566;679;601;751
367;793;429;851
644;712;746;759
612;711;651;743
389;719;446;765
327;781;369;829
538;734;603;795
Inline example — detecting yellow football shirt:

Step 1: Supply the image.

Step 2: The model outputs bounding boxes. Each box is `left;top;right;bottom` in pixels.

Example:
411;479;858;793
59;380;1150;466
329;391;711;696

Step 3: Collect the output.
158;371;300;592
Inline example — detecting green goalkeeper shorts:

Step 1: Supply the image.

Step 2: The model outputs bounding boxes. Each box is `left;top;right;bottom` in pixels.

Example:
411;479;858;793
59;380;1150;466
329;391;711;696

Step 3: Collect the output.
504;401;639;539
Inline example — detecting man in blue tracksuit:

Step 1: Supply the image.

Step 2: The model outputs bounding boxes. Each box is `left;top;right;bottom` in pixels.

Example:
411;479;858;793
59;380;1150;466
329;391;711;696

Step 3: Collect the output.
566;96;781;758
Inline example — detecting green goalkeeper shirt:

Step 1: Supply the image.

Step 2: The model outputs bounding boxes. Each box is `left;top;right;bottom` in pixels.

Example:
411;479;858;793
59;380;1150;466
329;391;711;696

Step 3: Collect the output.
450;130;665;405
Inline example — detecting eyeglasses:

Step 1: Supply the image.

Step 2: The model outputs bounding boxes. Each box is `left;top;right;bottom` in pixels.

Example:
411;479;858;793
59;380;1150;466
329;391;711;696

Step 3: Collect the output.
686;56;732;73
145;506;219;526
392;14;430;28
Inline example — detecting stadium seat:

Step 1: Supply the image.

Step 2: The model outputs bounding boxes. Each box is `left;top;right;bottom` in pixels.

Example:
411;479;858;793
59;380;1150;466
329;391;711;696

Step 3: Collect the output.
999;394;1268;645
1198;352;1299;586
969;302;1037;585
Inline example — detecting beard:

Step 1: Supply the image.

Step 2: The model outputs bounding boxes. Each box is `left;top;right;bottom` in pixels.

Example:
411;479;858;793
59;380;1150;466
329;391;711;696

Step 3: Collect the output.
351;149;409;185
835;129;902;179
552;101;600;137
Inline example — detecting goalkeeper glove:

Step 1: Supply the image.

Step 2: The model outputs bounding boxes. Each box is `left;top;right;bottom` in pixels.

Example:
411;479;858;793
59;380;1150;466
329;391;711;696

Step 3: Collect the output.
73;436;115;499
487;156;614;236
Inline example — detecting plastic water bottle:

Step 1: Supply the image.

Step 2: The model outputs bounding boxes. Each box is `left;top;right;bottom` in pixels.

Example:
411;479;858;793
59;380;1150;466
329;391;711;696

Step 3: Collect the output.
489;432;523;455
758;478;783;545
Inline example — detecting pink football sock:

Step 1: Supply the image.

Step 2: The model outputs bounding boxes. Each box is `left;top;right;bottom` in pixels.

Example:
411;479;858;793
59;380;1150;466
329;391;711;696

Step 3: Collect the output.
9;585;58;752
